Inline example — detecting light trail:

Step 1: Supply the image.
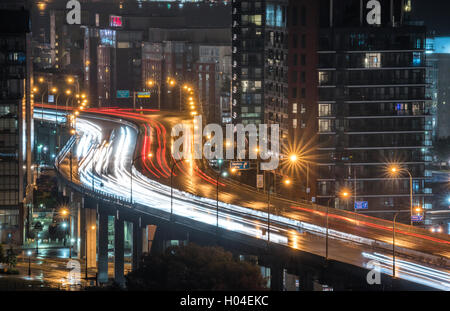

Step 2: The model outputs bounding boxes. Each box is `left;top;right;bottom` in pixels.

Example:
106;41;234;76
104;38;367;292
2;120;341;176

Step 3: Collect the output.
34;107;450;290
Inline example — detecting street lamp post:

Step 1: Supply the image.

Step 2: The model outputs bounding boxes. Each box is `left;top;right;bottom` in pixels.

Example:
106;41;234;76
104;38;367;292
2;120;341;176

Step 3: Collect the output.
60;208;73;258
55;92;62;153
68;216;72;258
92;152;95;192
266;171;290;245
35;233;40;255
324;191;347;261
85;228;88;280
69;139;74;183
326;198;332;261
40;88;48;121
27;250;32;276
267;182;272;244
147;80;161;110
215;160;225;234
166;78;190;112
178;84;190;112
392;212;400;279
389;166;414;226
288;153;313;200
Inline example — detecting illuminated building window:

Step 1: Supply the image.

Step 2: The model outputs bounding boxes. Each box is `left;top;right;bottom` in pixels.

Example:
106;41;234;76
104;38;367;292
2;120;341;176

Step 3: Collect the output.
364;53;381;68
319;119;331;132
292;103;297;113
319;71;329;85
413;52;422;66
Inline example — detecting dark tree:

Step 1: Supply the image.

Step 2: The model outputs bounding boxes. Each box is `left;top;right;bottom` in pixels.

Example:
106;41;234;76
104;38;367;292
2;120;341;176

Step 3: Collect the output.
5;246;16;269
0;244;4;264
126;243;267;291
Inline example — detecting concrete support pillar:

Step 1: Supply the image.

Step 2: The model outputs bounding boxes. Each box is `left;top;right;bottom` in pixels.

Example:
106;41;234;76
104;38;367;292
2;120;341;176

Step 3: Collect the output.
86;208;97;269
151;225;166;255
132;222;143;271
78;198;85;259
301;271;315;291
143;225;157;254
270;265;284;291
114;212;125;286
97;211;109;284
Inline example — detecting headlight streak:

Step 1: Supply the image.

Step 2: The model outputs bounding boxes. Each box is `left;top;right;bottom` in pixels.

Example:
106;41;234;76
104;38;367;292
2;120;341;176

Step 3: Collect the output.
34;108;67;123
362;252;450;291
59;113;450;291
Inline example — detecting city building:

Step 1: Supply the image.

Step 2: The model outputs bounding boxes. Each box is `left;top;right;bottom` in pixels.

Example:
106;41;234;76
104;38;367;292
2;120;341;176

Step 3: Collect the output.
230;0;289;190
231;0;289;138
0;6;33;244
426;36;450;139
315;0;432;223
287;0;319;201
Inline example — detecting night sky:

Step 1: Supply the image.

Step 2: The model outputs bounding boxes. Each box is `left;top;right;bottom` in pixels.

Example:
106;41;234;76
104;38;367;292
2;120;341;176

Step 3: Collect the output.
413;0;450;35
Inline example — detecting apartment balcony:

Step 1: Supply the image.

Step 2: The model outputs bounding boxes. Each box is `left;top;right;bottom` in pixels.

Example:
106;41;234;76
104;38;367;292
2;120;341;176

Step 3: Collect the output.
345;78;427;86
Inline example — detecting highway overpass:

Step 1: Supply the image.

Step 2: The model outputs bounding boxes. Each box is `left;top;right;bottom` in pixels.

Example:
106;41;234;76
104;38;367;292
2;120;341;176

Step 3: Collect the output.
34;105;450;290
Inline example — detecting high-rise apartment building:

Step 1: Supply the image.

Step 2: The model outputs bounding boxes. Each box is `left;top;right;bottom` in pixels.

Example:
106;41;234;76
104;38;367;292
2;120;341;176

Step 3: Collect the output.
426;37;450;139
0;7;33;244
315;0;432;223
231;0;289;139
287;0;319;201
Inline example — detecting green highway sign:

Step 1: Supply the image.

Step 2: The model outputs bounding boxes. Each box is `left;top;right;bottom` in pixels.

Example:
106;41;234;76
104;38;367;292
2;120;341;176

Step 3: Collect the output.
117;90;130;98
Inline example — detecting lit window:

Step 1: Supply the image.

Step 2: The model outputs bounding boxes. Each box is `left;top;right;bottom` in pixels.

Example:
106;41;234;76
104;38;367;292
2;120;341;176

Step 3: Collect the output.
364;53;381;68
293;119;297;129
292;103;297;113
413;52;422;66
319;120;331;132
319;72;329;85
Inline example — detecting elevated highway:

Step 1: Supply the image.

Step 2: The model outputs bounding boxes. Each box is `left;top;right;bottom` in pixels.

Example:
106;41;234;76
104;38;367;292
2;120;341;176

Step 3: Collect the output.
34;105;450;290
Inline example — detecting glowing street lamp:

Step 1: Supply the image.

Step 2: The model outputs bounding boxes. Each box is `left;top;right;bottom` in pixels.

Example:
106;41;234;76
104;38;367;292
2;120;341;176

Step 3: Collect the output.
289;154;298;163
168;78;176;86
388;165;414;225
341;190;350;198
146;79;161;110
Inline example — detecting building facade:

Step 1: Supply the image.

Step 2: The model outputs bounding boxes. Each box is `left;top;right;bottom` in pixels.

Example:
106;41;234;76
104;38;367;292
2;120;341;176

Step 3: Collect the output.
287;0;319;201
316;0;432;223
0;7;33;244
231;0;289;138
426;37;450;139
